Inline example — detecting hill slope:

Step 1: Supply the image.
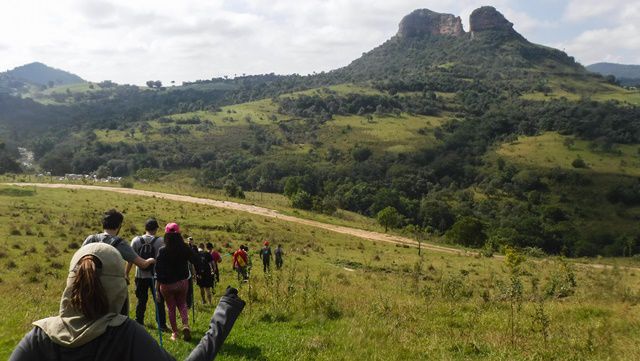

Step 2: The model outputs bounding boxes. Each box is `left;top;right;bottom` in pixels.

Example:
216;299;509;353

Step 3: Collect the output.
2;62;84;86
334;6;591;91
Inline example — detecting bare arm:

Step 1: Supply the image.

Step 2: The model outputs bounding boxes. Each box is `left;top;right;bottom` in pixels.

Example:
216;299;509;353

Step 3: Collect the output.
133;255;155;269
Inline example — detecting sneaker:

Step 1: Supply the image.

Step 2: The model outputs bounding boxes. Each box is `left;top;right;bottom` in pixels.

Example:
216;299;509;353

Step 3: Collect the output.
182;327;191;341
170;332;178;341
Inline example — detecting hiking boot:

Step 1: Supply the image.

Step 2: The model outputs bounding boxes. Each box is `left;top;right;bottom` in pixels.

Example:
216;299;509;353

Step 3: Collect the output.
182;327;191;341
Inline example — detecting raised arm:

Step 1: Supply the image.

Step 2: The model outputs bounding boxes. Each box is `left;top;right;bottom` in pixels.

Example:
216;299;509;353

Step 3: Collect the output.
184;287;245;361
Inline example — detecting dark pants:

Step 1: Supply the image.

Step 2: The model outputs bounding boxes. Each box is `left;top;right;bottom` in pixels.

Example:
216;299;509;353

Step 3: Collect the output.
135;278;167;328
276;257;283;269
262;259;270;273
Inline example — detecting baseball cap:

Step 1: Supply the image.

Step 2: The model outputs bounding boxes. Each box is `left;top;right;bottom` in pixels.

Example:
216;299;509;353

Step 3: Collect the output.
165;222;180;234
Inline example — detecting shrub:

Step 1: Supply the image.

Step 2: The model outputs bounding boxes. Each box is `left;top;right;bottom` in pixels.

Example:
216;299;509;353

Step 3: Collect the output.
120;178;134;188
291;191;313;210
571;158;587;168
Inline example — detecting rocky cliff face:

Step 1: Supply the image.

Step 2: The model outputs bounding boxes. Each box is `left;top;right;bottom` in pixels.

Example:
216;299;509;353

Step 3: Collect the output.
469;6;515;33
397;9;464;38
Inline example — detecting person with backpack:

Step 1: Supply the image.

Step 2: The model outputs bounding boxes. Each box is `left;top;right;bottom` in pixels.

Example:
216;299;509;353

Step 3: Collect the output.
83;209;156;274
9;243;245;361
155;223;203;341
82;209;155;315
232;245;249;282
125;218;168;330
206;242;222;283
260;241;272;273
275;244;284;270
196;243;214;305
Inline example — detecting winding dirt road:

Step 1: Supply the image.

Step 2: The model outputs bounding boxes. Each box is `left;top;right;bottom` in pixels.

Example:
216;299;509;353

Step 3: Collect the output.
6;183;464;253
5;183;637;271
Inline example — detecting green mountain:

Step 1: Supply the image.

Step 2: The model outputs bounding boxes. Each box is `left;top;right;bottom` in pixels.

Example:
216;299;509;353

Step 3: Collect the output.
335;7;588;89
1;62;84;88
587;62;640;86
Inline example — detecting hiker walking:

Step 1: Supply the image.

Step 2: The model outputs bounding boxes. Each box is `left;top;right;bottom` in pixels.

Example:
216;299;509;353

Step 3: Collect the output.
186;237;198;310
275;244;284;270
155;223;203;341
206;242;222;283
124;218;167;330
260;241;272;273
232;245;249;282
83;209;155;315
196;243;214;305
9;243;245;361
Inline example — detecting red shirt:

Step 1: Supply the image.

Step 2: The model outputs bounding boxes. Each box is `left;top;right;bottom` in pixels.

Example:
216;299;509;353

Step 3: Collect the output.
210;251;222;272
232;249;248;268
211;251;222;263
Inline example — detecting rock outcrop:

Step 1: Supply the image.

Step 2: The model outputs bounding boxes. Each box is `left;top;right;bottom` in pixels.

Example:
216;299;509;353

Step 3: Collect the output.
469;6;515;33
397;9;464;38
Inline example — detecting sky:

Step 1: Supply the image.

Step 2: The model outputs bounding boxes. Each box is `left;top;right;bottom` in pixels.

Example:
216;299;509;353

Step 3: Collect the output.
0;0;638;85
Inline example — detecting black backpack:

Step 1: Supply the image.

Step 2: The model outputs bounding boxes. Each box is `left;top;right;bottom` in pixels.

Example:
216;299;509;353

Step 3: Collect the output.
86;233;123;248
136;236;158;271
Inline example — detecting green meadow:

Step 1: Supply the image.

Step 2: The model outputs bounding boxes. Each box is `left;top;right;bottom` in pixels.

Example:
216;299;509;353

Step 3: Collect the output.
1;185;640;360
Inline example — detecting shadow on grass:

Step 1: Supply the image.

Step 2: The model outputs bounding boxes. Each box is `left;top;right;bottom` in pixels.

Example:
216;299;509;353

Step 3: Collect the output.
219;342;266;360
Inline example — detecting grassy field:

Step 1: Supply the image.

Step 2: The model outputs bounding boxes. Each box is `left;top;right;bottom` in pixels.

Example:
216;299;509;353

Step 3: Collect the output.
1;185;640;360
496;132;640;176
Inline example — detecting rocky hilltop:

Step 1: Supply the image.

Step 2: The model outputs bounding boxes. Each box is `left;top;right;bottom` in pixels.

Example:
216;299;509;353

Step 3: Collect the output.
397;6;518;39
397;9;464;38
469;6;515;34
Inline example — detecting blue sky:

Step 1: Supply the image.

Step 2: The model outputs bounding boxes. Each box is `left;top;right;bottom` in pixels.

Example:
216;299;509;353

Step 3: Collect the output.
0;0;638;85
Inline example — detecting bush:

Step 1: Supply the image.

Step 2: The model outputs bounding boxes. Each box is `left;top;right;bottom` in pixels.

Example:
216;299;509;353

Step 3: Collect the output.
571;158;587;168
291;191;313;210
120;178;134;188
445;217;486;247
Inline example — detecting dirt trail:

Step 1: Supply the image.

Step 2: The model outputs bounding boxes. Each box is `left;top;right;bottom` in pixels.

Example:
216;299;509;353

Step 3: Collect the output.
7;183;464;252
5;183;638;271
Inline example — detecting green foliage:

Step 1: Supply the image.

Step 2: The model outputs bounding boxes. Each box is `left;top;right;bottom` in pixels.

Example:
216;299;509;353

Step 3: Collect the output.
376;206;400;232
290;190;313;210
445;217;486;247
571;157;588;168
224;179;245;199
119;178;134;188
351;147;372;162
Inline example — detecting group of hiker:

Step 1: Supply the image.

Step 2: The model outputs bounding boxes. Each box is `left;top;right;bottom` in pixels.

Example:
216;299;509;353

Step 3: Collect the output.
9;208;285;360
231;241;285;281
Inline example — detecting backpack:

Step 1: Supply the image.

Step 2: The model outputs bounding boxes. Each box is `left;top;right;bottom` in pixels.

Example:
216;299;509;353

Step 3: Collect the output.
196;251;212;276
87;233;123;248
136;236;158;271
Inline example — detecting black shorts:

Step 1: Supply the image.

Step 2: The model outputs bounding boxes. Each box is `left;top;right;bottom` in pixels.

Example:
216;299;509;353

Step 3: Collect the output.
196;274;214;288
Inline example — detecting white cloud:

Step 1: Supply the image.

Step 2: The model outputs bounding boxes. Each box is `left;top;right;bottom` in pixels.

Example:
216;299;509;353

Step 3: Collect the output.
0;0;637;84
557;24;640;65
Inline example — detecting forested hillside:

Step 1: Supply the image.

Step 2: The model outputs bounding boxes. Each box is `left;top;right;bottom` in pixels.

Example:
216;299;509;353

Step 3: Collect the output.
1;7;640;257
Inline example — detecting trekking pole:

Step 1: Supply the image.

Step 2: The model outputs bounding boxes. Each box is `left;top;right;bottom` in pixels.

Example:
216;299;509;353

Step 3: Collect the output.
191;278;196;323
150;279;164;348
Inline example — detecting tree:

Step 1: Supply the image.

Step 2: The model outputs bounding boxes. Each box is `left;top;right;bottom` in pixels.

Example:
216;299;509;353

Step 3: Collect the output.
291;190;312;210
571;158;587;168
351;147;372;162
224;179;245;198
377;206;400;232
445;217;486;247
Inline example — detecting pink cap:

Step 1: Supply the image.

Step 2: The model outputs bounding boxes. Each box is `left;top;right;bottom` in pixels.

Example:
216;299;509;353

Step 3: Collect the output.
165;222;180;234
